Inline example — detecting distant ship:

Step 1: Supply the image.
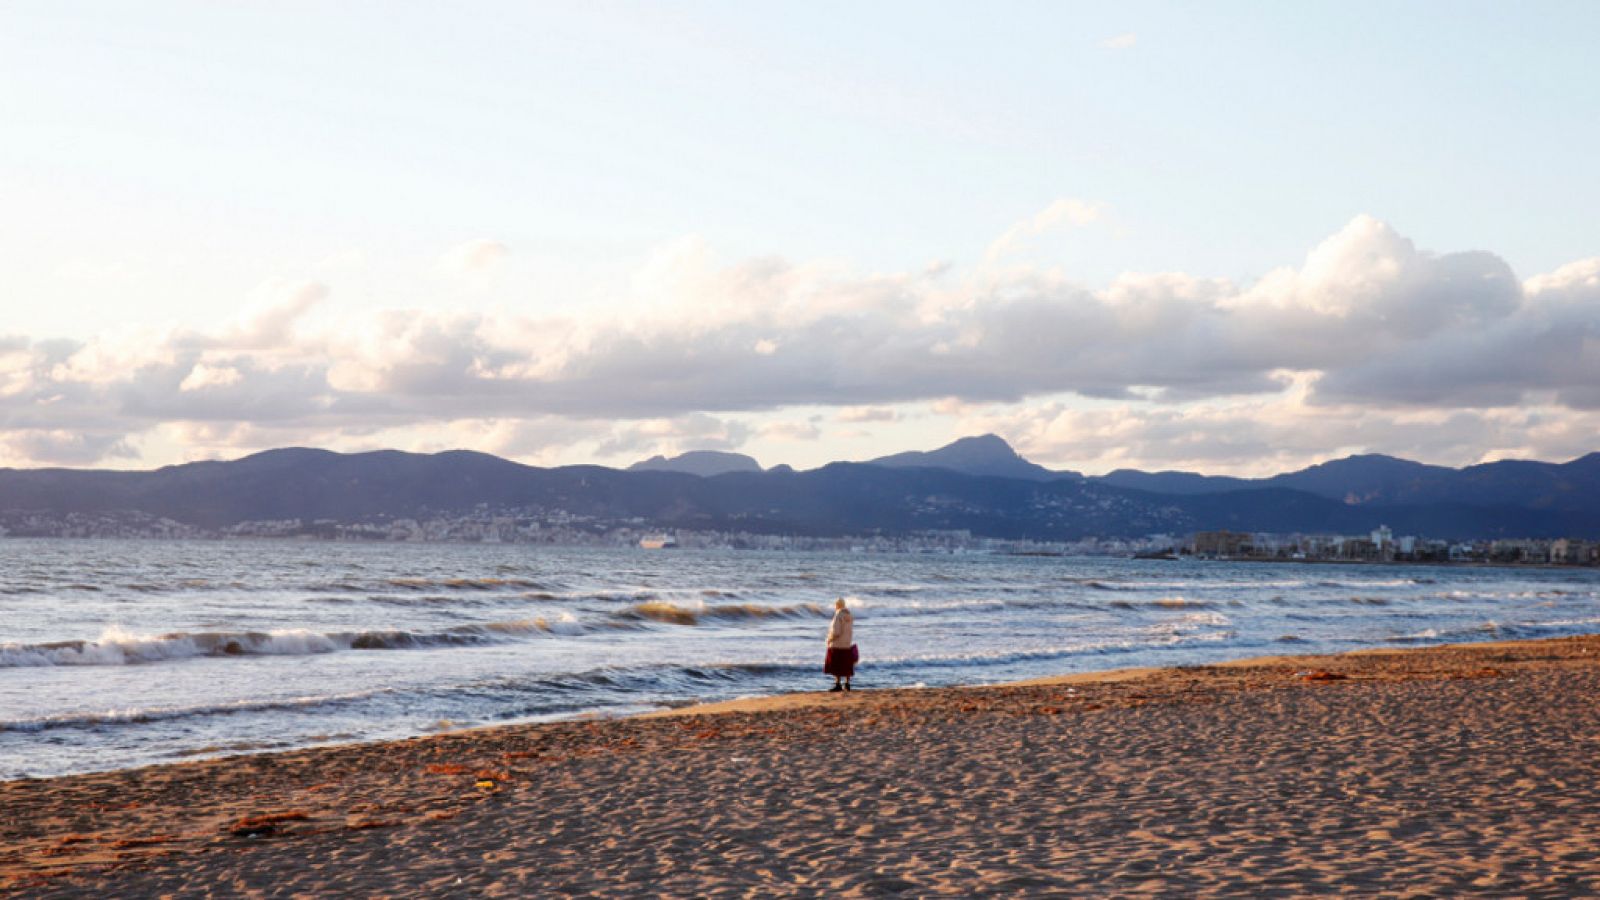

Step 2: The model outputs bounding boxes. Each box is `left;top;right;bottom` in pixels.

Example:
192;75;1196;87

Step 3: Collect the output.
639;533;678;549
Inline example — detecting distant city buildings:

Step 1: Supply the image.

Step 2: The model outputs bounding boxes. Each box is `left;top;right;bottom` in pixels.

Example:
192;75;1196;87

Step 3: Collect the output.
1188;526;1600;567
1193;530;1250;558
0;505;1595;567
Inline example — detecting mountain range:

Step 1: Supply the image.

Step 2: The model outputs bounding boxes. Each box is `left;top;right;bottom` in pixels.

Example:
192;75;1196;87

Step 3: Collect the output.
2;436;1598;541
1096;452;1600;513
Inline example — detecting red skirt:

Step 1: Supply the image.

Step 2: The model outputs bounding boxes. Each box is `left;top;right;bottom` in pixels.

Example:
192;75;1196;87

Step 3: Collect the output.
824;644;857;678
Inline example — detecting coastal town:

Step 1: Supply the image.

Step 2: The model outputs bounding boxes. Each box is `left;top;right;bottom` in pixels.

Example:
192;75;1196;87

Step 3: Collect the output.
1190;526;1600;566
1;505;1596;567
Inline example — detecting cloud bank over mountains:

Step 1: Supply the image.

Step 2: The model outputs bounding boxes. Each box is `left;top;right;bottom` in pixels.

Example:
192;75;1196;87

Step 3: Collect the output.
2;213;1597;472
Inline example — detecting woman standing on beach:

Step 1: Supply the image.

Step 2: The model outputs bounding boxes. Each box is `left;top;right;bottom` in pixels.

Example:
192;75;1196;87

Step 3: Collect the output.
825;597;856;692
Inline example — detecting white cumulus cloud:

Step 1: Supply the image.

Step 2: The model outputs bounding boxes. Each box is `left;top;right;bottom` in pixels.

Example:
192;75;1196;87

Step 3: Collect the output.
985;198;1105;264
1;215;1597;470
438;239;511;275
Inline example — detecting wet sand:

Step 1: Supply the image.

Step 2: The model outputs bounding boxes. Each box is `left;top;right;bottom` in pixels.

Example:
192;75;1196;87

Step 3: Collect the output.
5;635;1600;897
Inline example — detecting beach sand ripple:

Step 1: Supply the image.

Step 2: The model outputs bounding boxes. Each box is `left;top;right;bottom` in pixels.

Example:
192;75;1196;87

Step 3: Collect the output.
5;636;1600;897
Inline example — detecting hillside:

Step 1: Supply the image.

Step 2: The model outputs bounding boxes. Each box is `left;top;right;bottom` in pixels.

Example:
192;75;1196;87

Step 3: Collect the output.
3;439;1599;540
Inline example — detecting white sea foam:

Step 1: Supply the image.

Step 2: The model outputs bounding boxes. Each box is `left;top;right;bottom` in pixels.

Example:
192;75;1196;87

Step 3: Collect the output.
0;626;344;667
0;617;591;667
7;539;1600;782
612;600;830;626
543;611;586;636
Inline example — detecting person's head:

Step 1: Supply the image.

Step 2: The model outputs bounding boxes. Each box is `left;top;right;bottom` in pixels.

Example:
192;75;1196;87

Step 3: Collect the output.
835;597;847;611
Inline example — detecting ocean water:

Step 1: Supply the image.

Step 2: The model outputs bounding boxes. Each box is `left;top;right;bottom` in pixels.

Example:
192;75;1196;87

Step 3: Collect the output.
3;538;1598;780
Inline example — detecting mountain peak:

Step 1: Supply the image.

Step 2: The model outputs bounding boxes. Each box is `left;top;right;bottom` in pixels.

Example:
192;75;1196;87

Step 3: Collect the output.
1302;453;1433;471
627;450;763;477
945;433;1016;454
868;434;1072;482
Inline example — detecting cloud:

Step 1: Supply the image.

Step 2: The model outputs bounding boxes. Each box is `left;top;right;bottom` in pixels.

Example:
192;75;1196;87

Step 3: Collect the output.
761;418;822;441
1101;33;1138;50
985;198;1105;264
593;413;752;460
179;363;244;392
961;388;1600;477
838;406;898;423
0;430;137;466
438;239;510;274
1305;251;1597;409
228;281;328;349
1;215;1597;469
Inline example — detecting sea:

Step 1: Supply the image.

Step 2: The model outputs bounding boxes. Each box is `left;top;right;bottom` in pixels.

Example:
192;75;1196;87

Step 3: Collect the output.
3;538;1599;780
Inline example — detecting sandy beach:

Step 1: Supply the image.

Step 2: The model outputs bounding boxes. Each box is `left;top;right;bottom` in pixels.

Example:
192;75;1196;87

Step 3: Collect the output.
5;634;1600;897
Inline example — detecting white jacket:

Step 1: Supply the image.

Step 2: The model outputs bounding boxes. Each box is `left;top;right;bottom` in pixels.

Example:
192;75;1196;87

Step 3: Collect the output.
827;609;854;648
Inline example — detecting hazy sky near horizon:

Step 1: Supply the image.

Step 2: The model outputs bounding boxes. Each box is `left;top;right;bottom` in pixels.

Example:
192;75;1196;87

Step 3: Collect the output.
3;1;1598;475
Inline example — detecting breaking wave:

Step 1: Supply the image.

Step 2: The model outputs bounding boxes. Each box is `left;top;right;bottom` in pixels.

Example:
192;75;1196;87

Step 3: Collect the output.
1384;615;1600;645
0;616;608;667
1107;596;1218;611
613;601;830;626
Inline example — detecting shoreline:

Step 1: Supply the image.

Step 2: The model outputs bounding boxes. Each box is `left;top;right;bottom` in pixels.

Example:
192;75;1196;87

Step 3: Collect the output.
1187;554;1600;571
0;632;1538;784
633;634;1581;721
6;634;1600;895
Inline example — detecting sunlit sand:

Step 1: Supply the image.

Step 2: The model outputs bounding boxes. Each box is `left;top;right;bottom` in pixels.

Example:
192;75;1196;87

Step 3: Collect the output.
6;635;1600;896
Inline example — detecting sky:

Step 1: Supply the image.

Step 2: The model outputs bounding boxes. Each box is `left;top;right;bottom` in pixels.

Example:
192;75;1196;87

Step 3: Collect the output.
2;1;1598;476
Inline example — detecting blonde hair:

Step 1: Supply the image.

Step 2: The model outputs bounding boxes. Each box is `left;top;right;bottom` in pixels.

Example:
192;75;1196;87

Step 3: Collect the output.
835;597;847;610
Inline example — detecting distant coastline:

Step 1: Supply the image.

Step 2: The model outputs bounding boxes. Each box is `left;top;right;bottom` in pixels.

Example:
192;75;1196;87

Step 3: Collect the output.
1187;554;1598;571
2;528;1597;570
3;440;1599;550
